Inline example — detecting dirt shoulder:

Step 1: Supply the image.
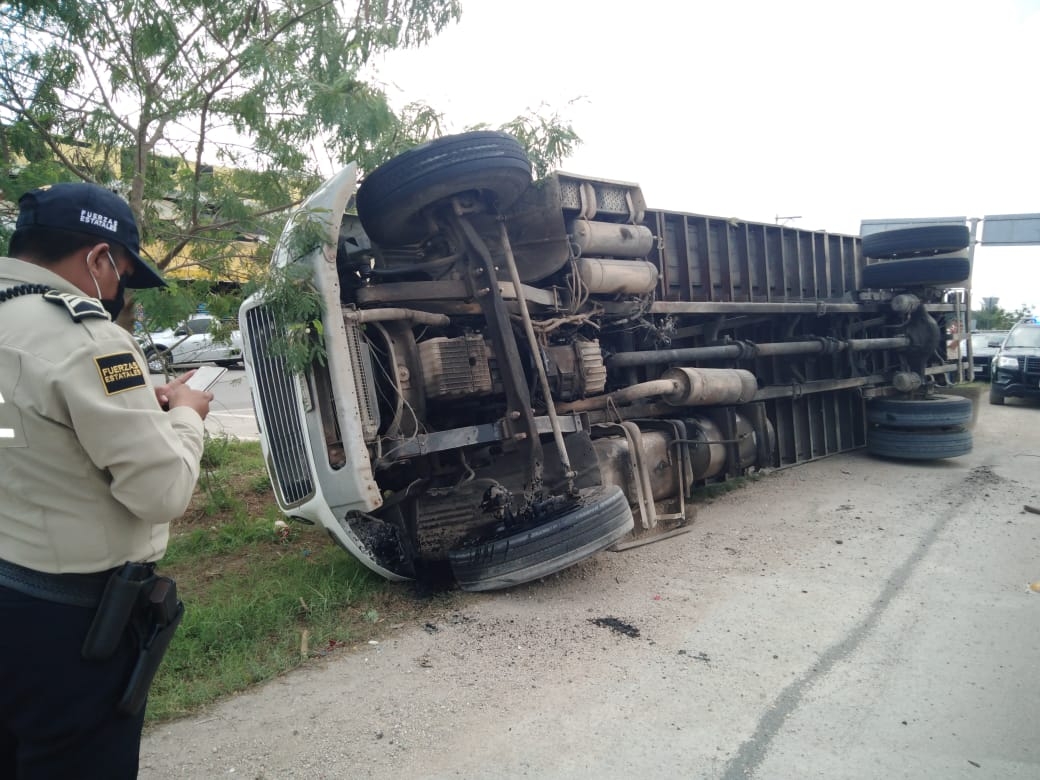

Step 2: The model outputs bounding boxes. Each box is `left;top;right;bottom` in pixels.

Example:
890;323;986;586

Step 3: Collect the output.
141;397;1040;779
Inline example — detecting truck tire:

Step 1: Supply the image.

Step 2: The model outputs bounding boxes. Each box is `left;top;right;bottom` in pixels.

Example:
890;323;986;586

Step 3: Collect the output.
865;427;972;460
356;131;533;246
989;388;1006;405
448;484;634;592
866;394;973;428
861;256;970;289
862;225;970;259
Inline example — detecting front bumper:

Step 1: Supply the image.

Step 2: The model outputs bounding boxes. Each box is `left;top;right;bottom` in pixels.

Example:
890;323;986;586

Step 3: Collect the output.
992;372;1040;399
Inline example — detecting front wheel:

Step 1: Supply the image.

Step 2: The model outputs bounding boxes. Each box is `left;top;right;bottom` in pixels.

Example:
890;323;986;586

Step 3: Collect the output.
989;388;1006;405
356;131;533;246
448;484;635;592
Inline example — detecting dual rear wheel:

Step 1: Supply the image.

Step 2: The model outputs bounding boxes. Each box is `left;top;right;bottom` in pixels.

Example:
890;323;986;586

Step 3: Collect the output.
865;394;973;460
861;225;971;289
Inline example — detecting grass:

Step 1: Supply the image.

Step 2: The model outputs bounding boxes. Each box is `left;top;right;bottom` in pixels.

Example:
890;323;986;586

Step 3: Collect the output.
147;437;416;724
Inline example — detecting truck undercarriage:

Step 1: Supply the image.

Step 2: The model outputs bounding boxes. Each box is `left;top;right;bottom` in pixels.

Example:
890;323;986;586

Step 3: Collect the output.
241;132;972;590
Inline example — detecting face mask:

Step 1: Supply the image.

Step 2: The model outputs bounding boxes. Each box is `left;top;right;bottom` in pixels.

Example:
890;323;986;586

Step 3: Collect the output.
86;250;128;320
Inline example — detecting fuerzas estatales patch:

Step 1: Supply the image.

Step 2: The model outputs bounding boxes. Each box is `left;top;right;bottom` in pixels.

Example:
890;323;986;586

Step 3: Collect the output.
94;352;147;395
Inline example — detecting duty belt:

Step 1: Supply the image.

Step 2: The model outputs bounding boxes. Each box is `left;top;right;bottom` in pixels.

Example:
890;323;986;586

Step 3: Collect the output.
0;557;113;608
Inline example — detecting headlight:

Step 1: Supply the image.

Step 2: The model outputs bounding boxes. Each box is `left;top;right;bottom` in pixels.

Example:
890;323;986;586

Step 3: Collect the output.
995;355;1019;370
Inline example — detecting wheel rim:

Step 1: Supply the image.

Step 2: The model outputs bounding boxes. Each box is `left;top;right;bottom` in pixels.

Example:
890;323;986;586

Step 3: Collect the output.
147;350;169;373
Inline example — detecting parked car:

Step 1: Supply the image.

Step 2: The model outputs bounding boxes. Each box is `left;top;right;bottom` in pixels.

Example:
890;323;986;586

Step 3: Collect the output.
969;330;1008;381
990;318;1040;405
137;313;243;374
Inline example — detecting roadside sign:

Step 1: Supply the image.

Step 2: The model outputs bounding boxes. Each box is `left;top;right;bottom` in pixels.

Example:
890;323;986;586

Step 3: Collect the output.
980;214;1040;246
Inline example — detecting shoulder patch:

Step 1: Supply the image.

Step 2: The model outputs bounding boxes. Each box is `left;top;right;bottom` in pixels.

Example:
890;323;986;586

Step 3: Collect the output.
94;352;147;395
43;290;110;322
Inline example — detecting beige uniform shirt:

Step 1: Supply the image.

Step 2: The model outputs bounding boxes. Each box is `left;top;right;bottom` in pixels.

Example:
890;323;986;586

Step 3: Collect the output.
0;257;205;574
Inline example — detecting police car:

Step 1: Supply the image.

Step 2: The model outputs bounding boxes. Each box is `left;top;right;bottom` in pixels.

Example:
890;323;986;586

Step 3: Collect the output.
990;317;1040;405
970;330;1008;381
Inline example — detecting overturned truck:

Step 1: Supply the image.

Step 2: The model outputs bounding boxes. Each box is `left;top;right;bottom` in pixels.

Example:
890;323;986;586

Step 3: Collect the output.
240;132;973;591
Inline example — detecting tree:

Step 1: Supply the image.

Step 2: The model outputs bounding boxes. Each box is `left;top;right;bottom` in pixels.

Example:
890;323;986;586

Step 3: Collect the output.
0;0;586;384
971;299;1034;331
1;0;581;336
1;0;461;293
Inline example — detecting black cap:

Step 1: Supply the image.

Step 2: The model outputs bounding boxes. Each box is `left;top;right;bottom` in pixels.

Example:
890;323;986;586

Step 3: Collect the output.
16;182;166;289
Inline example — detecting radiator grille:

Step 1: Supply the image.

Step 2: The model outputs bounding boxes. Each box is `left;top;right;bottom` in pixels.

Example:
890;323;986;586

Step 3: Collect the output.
243;305;315;506
1024;356;1040;374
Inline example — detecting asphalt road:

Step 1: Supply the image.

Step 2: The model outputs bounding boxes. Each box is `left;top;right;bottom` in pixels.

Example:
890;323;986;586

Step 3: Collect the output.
200;367;259;441
141;395;1040;779
152;367;259;441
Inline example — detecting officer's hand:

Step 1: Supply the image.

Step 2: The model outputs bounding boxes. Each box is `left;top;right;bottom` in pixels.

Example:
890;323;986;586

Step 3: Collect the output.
154;369;203;409
153;373;185;410
162;372;214;420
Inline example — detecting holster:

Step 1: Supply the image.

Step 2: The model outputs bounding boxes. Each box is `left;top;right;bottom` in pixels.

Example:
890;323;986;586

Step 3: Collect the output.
117;578;184;716
81;562;157;661
80;562;184;717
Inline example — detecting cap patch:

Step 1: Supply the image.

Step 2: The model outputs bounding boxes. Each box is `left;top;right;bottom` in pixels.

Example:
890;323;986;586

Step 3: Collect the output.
94;352;147;395
80;209;118;232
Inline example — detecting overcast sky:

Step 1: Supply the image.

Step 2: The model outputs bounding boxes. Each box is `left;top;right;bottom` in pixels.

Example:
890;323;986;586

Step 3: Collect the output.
372;0;1039;314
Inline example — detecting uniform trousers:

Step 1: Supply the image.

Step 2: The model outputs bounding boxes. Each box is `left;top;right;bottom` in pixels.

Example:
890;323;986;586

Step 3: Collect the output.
0;583;145;779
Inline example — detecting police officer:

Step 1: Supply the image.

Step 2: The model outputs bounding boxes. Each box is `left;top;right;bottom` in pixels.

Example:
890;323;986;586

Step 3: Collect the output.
0;183;213;778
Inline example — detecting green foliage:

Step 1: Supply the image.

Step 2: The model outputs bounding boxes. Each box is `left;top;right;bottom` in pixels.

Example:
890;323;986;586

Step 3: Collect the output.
187;435;269;522
162;514;280;563
1;0;582;355
161;439;273;565
972;302;1034;330
0;0;464;291
493;105;582;181
150;540;381;721
242;213;329;375
199;432;237;470
151;436;384;721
